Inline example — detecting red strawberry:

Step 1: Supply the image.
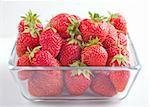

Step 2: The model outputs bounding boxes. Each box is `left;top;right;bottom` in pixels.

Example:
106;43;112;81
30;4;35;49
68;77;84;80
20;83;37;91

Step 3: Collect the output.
60;40;81;66
107;49;129;67
17;54;31;66
109;70;130;92
107;48;130;92
18;10;43;34
106;47;129;64
90;72;117;97
31;47;59;66
27;47;63;96
16;33;39;57
65;61;92;96
50;13;80;39
117;32;127;47
40;26;62;57
17;54;33;80
103;24;118;49
109;13;127;35
28;70;63;96
16;11;43;57
79;12;109;42
81;38;108;66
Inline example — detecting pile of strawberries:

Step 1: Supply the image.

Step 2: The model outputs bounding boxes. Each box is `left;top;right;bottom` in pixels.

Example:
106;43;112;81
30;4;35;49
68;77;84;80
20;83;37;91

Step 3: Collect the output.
16;11;130;97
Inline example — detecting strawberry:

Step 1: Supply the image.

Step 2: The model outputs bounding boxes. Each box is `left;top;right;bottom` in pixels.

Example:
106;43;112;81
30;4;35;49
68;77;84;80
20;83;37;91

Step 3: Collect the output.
27;46;63;96
107;47;130;92
65;61;92;96
39;26;62;57
117;32;127;47
90;72;117;97
17;54;33;80
17;54;31;66
79;12;109;42
60;38;81;66
109;13;127;35
16;33;39;57
109;70;130;92
106;47;129;64
81;38;108;66
28;70;63;96
30;47;59;66
102;24;118;49
16;11;43;57
50;13;80;39
18;10;43;34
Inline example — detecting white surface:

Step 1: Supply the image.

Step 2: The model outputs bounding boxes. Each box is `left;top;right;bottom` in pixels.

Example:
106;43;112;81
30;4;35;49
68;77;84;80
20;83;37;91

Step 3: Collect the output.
0;0;150;107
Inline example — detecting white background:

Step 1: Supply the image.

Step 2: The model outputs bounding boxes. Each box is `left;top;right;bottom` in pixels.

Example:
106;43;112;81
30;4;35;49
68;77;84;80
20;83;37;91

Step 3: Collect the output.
0;0;150;107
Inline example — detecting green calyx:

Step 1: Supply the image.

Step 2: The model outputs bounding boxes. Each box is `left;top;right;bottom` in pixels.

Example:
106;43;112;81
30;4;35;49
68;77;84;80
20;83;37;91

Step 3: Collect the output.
69;61;93;80
106;11;119;24
44;23;57;33
89;12;105;22
67;35;82;48
71;69;93;80
70;60;86;67
21;10;41;25
67;17;81;36
26;46;41;62
108;11;119;19
23;26;42;38
111;53;128;66
22;10;42;37
83;37;100;47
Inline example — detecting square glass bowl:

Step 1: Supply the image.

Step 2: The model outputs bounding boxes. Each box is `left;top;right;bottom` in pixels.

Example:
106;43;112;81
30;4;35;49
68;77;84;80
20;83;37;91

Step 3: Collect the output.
8;35;141;102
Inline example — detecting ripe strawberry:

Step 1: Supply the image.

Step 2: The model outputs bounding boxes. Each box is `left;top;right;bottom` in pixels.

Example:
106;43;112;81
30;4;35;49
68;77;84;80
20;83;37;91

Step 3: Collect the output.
103;24;118;49
50;13;80;39
81;38;108;66
18;10;43;34
90;72;117;97
109;13;127;35
60;39;81;66
31;47;59;66
79;12;109;42
109;70;130;92
16;33;39;57
117;32;127;47
16;11;43;57
17;54;33;80
17;54;31;66
28;70;63;96
65;61;92;96
39;26;62;57
106;47;129;64
107;47;130;92
26;46;63;96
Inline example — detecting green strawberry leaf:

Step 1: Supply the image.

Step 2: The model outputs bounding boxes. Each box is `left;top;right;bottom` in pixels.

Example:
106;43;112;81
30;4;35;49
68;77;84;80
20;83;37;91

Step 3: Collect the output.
67;17;81;36
111;53;129;66
21;10;42;37
69;61;93;80
89;11;104;22
84;37;100;47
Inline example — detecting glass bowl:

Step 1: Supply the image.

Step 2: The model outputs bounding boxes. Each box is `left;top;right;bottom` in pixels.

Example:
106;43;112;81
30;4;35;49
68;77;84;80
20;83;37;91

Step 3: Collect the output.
8;35;141;102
